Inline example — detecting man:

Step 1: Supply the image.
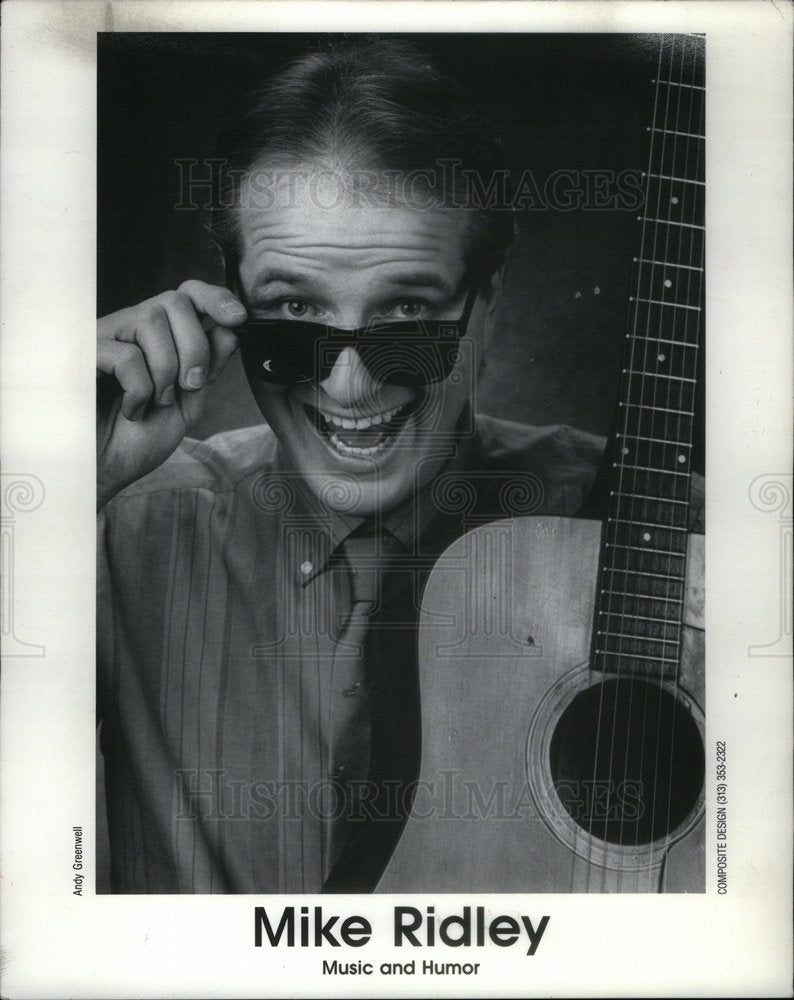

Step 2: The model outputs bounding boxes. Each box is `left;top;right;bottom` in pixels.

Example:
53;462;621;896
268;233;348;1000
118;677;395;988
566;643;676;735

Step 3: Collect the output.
97;38;703;893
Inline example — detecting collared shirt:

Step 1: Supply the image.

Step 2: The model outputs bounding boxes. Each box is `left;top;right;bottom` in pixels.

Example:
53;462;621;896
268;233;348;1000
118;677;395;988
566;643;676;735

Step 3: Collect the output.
96;415;704;893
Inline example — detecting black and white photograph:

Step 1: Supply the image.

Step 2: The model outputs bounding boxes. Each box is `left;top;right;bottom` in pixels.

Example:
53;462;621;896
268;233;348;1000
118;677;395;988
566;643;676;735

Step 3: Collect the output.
96;30;706;896
1;1;791;997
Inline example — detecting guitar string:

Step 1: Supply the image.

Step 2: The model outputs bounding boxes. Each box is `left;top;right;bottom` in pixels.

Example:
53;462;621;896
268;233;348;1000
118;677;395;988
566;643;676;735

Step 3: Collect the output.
649;34;704;890
623;32;680;892
584;34;668;893
641;33;686;891
656;35;704;890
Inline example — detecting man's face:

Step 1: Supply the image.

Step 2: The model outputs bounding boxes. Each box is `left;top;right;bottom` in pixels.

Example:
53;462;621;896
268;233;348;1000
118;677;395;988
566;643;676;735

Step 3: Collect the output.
236;171;499;518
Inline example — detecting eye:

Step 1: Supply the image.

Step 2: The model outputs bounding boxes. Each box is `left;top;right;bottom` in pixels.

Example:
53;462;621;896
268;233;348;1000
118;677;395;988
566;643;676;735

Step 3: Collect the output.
378;299;431;321
397;301;423;318
284;299;309;318
253;297;321;321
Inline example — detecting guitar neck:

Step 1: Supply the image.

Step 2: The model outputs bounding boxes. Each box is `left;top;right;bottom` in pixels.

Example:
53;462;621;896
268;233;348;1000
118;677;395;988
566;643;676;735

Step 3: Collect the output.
594;34;705;678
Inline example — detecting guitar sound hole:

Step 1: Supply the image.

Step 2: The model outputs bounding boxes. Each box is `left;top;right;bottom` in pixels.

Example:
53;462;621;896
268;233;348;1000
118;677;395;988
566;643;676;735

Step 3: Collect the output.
549;679;704;846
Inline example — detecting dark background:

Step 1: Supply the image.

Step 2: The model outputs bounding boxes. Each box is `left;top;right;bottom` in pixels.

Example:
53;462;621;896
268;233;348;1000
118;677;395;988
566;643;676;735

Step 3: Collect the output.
98;32;704;473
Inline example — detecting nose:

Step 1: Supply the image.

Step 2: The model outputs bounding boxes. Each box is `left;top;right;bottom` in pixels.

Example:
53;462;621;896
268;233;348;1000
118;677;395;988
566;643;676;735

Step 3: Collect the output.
320;346;379;409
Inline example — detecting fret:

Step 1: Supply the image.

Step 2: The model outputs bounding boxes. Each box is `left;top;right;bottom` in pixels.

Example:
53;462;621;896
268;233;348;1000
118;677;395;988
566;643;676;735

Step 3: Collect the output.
596;655;679;678
598;620;682;645
599;609;682;627
611;463;690;478
650;127;704;141
638;216;705;231
644;172;705;187
623;371;696;383
607;517;688;533
610;491;688;507
619;434;692;446
602;565;685;581
597;631;680;652
630;296;701;312
634;257;703;272
609;500;691;531
631;335;698;348
594;648;679;666
614;410;694;443
607;542;686;558
605;589;682;603
621;381;696;415
604;550;686;581
653;79;704;91
619;401;694;417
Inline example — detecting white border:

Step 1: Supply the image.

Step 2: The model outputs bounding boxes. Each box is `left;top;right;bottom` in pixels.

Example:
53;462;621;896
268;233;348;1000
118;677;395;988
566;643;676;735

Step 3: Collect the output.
1;2;792;997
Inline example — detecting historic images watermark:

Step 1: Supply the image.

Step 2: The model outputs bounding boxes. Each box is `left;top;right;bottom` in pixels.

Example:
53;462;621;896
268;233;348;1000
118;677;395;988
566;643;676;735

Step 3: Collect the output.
747;473;792;657
173;767;647;826
1;473;46;657
173;159;645;215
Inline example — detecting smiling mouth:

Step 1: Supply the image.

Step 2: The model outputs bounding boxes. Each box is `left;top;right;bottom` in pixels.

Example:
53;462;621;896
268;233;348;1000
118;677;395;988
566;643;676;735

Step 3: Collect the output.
305;402;415;457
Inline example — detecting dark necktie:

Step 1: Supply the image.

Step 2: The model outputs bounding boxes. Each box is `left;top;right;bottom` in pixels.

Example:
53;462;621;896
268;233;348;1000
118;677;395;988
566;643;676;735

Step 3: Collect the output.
322;528;421;889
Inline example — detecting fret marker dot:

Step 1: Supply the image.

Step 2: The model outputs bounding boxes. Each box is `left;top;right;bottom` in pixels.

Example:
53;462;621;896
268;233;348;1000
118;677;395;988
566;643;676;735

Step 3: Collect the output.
658;353;666;362
300;561;313;575
643;532;651;542
664;278;672;288
671;196;679;205
621;447;629;455
678;454;686;464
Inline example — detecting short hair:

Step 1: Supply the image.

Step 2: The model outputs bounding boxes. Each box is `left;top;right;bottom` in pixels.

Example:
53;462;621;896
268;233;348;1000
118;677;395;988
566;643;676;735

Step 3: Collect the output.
209;37;516;291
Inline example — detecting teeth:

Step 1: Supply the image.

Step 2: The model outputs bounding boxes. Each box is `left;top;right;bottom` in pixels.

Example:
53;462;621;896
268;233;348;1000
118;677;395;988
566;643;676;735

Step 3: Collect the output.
320;404;405;431
329;434;390;457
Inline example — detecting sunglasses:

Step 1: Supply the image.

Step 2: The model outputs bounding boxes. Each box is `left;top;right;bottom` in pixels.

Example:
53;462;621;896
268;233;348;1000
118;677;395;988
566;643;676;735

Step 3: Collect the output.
230;274;477;388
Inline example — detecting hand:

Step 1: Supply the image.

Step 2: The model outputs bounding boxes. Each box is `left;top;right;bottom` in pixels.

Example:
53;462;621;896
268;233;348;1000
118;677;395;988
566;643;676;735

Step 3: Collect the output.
97;280;247;509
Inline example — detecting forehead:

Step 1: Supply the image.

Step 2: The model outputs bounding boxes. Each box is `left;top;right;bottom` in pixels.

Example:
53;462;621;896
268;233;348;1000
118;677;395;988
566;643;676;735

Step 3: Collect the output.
236;170;470;291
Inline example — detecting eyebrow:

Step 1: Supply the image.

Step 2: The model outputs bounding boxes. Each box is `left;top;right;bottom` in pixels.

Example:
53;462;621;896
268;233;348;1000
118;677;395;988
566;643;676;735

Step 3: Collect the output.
250;269;458;298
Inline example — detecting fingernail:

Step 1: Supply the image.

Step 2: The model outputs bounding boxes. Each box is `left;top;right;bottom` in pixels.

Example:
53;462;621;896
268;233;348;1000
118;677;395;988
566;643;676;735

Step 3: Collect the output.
186;366;206;389
159;384;175;406
220;299;247;318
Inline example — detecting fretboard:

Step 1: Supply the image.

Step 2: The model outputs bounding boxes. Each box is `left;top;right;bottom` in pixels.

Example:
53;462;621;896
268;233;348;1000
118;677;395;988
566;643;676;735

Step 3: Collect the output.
594;34;705;678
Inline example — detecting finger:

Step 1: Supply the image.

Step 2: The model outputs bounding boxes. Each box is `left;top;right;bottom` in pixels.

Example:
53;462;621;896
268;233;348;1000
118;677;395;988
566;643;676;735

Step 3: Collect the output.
97;339;154;420
177;279;248;328
133;304;180;406
157;291;213;393
206;324;240;382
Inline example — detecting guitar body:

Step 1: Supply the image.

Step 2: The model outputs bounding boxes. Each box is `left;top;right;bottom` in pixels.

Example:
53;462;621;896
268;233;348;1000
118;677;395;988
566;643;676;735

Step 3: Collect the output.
378;516;705;893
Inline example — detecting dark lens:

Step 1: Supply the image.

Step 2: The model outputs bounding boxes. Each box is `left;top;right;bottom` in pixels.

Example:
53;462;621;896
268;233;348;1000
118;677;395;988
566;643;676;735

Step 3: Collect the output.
238;318;463;386
357;340;459;385
238;321;320;384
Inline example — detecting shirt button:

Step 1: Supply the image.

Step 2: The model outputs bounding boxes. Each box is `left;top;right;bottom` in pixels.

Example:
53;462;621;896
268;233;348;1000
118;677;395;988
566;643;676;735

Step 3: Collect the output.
300;561;313;575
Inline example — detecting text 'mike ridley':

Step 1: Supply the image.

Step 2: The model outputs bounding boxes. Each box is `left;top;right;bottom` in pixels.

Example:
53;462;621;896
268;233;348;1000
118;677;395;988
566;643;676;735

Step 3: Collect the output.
254;905;551;956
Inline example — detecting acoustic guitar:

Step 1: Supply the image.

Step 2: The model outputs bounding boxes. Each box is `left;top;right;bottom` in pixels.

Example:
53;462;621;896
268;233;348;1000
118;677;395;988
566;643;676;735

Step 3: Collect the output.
378;33;705;893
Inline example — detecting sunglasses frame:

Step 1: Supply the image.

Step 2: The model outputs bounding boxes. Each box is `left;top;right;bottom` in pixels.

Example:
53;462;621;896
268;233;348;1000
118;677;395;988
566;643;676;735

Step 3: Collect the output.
226;258;479;387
